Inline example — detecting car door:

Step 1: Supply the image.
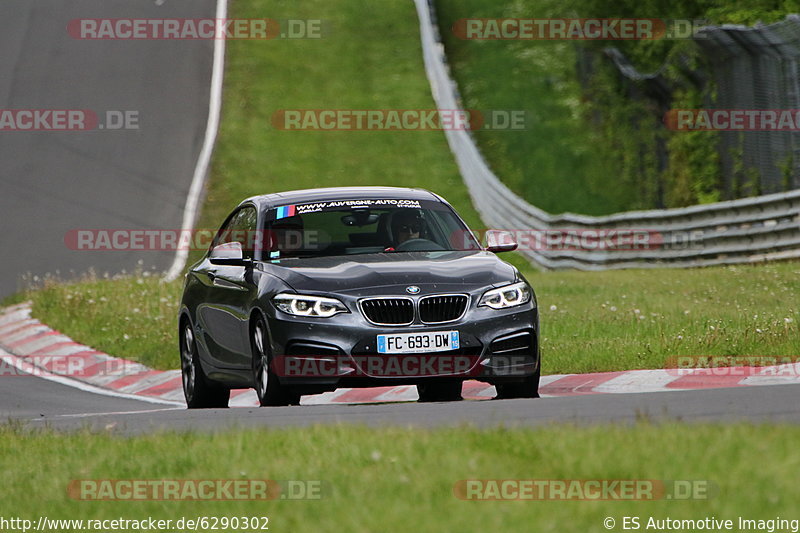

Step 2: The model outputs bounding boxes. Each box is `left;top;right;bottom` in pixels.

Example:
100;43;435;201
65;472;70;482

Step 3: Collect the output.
195;206;259;369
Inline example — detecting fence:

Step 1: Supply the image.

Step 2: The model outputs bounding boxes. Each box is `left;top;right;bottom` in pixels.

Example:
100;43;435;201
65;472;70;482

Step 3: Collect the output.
696;15;800;196
414;0;800;270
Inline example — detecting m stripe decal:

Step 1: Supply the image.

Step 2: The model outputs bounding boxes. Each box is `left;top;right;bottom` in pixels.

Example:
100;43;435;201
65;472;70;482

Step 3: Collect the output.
276;205;296;219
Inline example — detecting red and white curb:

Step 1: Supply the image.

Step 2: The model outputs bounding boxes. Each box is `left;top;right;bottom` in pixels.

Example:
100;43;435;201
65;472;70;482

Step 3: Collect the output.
2;303;800;407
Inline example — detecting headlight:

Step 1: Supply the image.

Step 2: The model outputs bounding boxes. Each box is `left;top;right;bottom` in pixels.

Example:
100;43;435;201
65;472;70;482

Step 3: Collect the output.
273;293;348;317
478;282;532;310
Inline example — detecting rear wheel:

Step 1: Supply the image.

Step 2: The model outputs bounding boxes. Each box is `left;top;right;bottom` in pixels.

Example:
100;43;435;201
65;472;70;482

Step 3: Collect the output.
494;367;540;399
180;321;230;408
252;318;300;406
417;381;463;402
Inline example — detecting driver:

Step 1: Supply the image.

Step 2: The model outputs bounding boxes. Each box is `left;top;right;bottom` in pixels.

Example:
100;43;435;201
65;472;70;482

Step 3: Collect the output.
392;210;425;245
269;215;304;256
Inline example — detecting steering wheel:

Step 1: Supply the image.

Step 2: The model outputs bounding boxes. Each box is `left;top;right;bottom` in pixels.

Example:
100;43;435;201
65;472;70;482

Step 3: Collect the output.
394;238;445;252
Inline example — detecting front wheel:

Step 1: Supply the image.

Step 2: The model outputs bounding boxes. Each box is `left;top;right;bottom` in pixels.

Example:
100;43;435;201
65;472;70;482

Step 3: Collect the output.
494;367;540;399
180;321;230;408
252;318;300;406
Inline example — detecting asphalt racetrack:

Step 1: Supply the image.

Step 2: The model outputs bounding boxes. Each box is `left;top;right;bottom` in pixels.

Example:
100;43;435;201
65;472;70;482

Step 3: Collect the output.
2;1;800;435
0;0;216;299
4;363;799;434
0;0;219;426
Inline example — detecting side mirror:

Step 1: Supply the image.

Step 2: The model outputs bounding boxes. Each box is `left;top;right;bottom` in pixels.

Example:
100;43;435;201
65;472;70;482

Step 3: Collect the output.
209;241;251;266
484;230;518;253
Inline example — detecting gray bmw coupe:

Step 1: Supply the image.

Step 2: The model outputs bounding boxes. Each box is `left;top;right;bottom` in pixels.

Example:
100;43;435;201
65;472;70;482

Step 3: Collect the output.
179;186;539;408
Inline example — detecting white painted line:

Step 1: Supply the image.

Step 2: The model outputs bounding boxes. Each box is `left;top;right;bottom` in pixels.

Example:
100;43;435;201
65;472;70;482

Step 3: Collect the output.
27;406;185;422
0;346;183;406
163;0;229;282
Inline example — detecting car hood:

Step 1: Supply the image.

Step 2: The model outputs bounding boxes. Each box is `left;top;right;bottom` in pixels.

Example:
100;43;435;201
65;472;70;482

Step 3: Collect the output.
264;251;517;295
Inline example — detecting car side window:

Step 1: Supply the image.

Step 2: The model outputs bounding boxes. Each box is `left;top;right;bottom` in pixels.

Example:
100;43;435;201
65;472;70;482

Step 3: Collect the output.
212;206;258;259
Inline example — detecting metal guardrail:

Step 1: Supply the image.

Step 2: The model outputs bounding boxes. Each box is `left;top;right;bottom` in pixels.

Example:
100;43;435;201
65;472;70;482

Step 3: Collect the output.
414;0;800;270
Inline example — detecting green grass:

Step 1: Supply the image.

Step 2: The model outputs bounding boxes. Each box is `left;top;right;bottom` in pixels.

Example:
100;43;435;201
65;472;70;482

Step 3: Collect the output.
1;423;798;531
13;273;183;371
13;261;800;374
433;0;635;216
4;0;799;375
3;3;797;530
527;261;800;374
183;0;487;270
6;0;483;370
432;1;800;214
199;0;482;240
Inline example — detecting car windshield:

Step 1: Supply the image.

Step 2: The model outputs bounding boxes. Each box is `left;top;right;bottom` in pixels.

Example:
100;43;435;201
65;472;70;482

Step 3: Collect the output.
262;199;481;260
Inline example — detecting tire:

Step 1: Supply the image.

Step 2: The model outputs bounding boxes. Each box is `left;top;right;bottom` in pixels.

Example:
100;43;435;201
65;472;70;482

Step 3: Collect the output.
416;381;463;402
180;320;230;408
252;317;300;407
494;366;541;399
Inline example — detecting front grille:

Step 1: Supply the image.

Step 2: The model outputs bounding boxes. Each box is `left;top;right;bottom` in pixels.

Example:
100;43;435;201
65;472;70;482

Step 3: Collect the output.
360;298;414;325
419;295;468;323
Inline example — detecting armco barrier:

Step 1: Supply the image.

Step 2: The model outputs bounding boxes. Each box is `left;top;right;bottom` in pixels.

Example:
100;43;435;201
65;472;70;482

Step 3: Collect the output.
413;0;800;270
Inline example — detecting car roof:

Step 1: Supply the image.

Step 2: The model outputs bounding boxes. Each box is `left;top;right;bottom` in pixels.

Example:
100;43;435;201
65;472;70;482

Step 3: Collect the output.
240;186;442;209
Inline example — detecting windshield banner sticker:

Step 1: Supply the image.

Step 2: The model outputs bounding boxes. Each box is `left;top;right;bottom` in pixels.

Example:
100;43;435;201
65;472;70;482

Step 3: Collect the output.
289;199;422;214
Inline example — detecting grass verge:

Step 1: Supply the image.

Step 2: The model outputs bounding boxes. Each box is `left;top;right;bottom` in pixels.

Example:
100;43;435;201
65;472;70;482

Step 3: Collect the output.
197;0;482;245
527;261;800;374
1;423;798;532
433;0;633;216
10;273;183;371
5;0;478;370
432;0;796;214
10;261;799;374
3;0;798;374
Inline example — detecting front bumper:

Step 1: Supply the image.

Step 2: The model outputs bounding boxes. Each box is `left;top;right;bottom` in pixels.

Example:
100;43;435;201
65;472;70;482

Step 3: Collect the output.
265;300;539;391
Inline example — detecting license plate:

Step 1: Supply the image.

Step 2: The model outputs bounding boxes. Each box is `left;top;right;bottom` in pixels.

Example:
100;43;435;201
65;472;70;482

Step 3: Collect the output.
377;331;459;354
